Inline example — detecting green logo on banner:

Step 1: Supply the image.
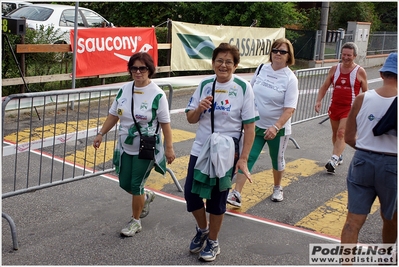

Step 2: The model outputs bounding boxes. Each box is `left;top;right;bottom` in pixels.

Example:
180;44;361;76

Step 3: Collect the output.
176;33;215;59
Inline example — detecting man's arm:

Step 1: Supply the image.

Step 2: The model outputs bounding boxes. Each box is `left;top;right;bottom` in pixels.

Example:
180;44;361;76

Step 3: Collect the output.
358;67;368;92
315;66;336;113
345;93;365;149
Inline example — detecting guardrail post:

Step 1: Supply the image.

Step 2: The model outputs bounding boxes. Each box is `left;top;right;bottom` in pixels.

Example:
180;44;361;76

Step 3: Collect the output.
2;212;19;250
159;82;182;192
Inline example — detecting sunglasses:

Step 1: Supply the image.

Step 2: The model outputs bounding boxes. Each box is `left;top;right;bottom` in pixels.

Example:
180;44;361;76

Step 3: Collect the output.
131;66;149;73
271;49;289;55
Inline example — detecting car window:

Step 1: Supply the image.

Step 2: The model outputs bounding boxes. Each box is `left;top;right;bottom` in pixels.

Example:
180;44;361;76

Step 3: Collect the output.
59;9;85;27
7;6;53;21
80;9;106;27
2;2;17;15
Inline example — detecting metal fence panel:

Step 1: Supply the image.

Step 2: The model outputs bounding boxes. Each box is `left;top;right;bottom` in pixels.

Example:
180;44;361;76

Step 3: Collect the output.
2;88;119;199
367;32;398;55
293;67;332;124
288;29;317;60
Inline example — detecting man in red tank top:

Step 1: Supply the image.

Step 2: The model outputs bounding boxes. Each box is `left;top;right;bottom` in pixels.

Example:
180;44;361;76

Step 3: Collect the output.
314;42;368;174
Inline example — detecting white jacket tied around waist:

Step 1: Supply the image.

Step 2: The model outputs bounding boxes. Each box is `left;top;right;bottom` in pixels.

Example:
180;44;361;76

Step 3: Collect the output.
191;132;235;199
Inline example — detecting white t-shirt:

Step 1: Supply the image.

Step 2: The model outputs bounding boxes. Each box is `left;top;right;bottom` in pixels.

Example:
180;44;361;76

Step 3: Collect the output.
356;90;397;154
109;81;170;155
250;63;299;135
185;74;258;157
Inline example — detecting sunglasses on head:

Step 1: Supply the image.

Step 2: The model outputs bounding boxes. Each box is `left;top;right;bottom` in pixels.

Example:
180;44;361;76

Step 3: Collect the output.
271;49;288;55
131;66;149;73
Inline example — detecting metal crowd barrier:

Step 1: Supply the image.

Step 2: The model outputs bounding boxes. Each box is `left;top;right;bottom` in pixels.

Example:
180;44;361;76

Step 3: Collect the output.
281;66;332;149
1;82;181;250
293;66;332;124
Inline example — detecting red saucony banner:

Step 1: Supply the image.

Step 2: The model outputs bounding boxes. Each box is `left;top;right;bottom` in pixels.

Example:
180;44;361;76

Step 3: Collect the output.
71;27;158;77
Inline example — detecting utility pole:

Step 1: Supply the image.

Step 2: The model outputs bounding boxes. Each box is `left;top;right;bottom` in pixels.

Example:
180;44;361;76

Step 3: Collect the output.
319;2;330;66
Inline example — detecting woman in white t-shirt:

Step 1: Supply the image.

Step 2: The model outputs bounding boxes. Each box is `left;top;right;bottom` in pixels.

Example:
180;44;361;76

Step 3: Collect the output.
184;43;257;262
227;38;299;206
93;52;175;237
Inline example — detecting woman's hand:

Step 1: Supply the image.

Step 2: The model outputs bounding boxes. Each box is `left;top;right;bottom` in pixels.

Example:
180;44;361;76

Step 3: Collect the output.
264;127;278;140
198;95;213;112
164;147;176;164
93;135;102;149
235;158;252;183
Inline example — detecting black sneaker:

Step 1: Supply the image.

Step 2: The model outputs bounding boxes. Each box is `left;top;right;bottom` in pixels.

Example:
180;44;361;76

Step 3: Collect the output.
325;159;337;174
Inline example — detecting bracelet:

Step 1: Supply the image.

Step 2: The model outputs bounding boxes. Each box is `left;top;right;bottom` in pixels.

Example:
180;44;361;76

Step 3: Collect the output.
272;125;280;133
97;131;104;136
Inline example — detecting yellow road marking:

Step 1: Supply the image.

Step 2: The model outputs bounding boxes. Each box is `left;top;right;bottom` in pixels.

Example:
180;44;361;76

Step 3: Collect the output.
4;118;106;143
295;191;380;237
170;129;196;142
145;155;190;190
231;158;324;212
64;129;196;169
65;140;116;168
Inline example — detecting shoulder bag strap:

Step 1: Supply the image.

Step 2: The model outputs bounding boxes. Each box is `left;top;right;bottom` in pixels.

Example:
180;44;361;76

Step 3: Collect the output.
211;79;216;133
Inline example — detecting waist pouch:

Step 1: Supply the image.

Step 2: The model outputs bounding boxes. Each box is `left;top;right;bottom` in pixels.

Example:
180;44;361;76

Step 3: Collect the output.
138;135;156;160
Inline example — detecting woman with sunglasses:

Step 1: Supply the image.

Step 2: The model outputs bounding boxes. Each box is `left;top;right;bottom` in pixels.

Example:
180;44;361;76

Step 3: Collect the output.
93;52;175;237
227;38;298;207
184;43;257;262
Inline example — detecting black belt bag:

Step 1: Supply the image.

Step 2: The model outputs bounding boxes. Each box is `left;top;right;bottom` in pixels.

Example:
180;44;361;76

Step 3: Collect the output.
139;135;156;160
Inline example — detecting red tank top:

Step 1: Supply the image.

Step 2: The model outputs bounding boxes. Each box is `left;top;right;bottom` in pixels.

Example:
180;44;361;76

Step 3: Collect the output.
330;64;361;107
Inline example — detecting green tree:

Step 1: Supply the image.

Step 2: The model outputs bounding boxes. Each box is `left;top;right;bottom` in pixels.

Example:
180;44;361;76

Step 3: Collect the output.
77;2;304;29
373;2;397;31
329;2;397;32
173;2;304;27
298;7;321;31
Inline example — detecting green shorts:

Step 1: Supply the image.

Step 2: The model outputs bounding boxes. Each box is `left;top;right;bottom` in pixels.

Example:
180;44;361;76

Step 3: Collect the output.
118;152;154;195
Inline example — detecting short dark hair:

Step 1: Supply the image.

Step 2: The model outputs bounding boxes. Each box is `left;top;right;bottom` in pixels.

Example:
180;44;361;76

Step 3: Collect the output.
381;71;397;80
212;43;240;66
270;38;295;66
127;52;156;78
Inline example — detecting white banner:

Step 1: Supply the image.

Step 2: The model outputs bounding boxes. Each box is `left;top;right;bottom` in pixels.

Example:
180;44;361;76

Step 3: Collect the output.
171;21;285;71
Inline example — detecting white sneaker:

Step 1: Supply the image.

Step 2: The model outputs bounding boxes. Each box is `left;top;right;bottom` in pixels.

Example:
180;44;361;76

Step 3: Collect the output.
140;189;155;218
120;218;142;237
227;190;242;207
271;186;283;202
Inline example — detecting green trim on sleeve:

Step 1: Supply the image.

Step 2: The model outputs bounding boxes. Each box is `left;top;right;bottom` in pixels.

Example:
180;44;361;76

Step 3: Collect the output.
115;88;123;101
199;77;215;96
233;77;247;94
242;117;257;124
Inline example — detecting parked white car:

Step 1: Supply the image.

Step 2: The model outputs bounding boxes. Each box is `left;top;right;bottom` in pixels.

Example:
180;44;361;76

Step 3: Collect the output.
1;0;31;16
5;3;114;43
